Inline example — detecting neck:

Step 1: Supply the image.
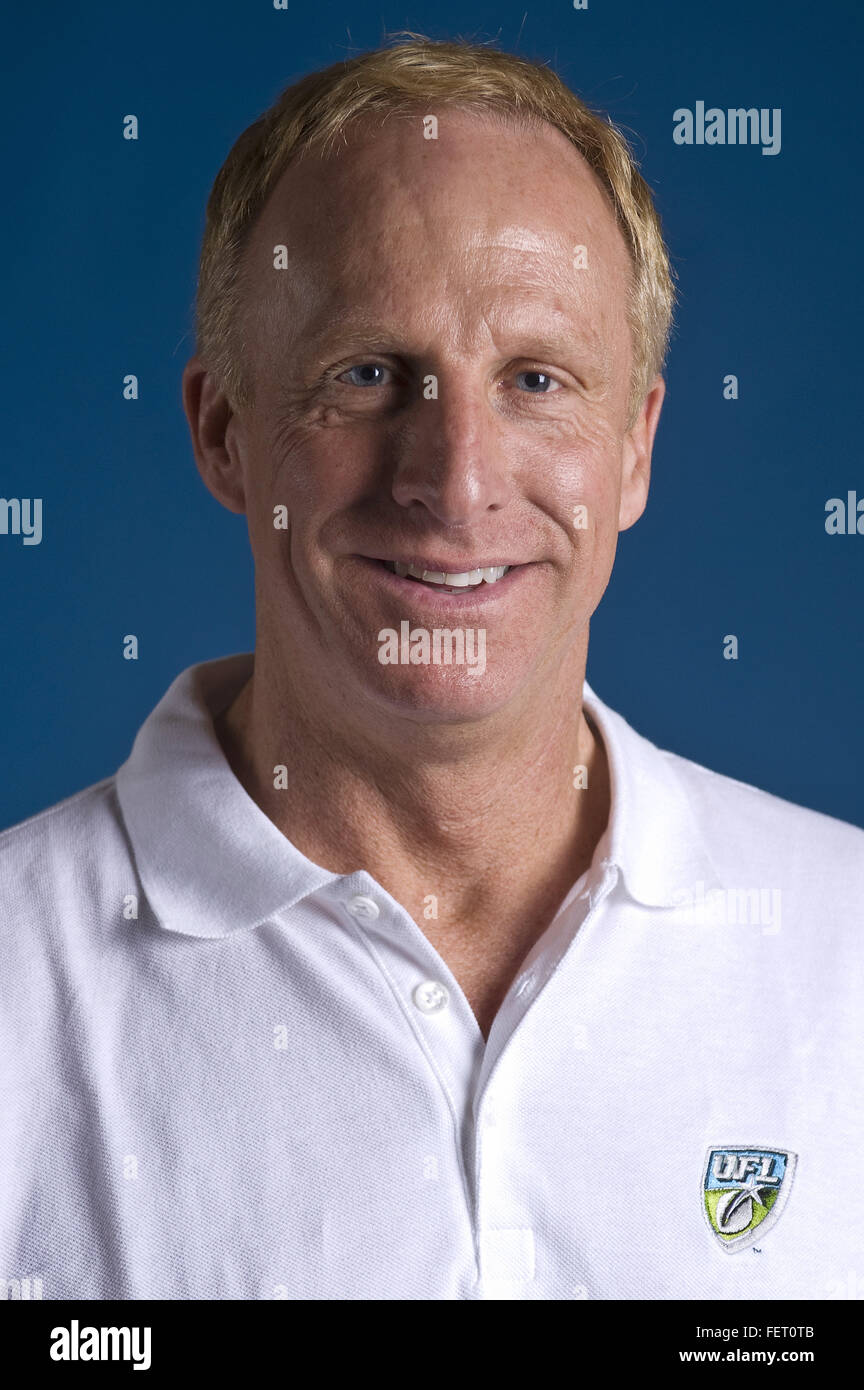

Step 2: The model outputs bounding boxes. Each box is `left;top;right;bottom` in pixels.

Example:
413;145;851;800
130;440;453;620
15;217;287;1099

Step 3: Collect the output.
215;640;610;931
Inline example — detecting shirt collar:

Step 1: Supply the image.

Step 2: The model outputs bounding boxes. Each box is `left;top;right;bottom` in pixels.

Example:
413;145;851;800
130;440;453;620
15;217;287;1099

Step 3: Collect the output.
115;653;722;938
581;680;724;905
115;653;339;938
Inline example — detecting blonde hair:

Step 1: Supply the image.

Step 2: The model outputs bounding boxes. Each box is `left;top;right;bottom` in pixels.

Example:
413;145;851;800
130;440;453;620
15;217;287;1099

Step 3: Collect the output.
195;32;676;429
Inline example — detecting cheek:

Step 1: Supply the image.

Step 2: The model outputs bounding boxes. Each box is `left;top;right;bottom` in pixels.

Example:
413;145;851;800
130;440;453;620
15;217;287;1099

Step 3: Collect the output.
248;422;356;533
532;430;623;560
583;466;623;545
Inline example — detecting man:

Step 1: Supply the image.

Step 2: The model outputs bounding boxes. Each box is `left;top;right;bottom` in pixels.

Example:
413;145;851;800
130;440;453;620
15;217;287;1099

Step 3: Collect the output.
1;35;862;1302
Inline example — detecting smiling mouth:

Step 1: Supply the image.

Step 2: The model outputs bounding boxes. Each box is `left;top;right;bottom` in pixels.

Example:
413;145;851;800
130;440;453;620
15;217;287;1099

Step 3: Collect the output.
381;561;511;593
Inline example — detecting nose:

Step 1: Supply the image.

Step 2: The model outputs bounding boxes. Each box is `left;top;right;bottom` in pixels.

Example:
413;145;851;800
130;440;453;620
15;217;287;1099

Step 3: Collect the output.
389;376;513;524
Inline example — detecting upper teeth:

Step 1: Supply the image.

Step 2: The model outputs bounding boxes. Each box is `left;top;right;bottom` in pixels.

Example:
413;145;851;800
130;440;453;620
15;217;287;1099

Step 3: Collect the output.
391;563;509;586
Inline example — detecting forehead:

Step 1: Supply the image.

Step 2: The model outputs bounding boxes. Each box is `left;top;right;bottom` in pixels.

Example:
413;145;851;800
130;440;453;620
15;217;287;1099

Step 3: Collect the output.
243;106;633;352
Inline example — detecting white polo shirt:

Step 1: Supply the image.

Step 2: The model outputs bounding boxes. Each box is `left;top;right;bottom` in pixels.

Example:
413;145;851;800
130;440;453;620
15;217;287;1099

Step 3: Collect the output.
1;652;862;1301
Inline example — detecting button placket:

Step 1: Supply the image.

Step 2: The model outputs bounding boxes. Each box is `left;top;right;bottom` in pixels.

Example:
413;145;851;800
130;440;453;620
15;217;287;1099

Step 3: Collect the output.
470;864;622;1290
488;861;621;1072
337;879;484;1112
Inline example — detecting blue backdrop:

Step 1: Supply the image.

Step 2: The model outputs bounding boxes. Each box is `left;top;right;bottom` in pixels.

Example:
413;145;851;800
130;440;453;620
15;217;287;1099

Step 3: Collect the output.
2;0;861;831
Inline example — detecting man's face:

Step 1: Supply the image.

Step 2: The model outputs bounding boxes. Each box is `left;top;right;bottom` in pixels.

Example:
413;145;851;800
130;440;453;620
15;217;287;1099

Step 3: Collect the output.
192;108;664;723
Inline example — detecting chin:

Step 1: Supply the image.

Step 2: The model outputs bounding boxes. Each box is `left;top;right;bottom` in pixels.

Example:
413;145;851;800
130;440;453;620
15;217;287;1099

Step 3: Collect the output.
359;660;519;724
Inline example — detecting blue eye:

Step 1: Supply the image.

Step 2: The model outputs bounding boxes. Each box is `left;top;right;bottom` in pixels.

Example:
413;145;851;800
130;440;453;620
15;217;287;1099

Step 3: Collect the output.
515;370;559;393
339;364;391;387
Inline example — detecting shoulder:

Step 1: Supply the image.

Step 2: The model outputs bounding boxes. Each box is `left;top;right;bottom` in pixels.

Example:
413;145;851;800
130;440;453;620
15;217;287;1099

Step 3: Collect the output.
664;746;864;889
0;778;131;934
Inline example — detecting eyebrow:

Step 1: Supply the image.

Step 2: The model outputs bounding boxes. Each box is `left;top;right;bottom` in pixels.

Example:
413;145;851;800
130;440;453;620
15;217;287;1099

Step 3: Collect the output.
303;309;610;369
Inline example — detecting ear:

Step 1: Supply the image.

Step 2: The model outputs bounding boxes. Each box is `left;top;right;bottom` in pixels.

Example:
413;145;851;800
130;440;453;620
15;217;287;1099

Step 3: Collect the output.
618;374;666;532
182;355;248;515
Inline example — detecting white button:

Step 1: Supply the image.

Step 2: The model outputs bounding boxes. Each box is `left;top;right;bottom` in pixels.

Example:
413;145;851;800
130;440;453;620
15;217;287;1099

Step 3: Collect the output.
515;973;535;997
346;894;380;921
412;980;449;1014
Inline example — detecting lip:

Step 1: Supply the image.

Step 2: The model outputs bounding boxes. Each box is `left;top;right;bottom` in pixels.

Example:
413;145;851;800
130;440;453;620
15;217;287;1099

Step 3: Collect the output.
352;555;535;605
361;554;527;573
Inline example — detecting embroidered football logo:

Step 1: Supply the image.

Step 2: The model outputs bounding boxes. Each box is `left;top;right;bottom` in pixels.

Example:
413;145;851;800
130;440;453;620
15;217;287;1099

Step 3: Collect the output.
702;1147;796;1251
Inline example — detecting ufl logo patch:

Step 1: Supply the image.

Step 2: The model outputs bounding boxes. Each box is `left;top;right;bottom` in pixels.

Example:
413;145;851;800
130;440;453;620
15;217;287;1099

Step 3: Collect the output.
702;1146;796;1252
